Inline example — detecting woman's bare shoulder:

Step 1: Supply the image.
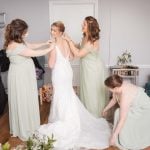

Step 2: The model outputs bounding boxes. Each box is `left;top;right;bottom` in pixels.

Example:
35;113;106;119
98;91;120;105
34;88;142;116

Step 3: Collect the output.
7;42;21;50
122;82;138;100
83;40;99;51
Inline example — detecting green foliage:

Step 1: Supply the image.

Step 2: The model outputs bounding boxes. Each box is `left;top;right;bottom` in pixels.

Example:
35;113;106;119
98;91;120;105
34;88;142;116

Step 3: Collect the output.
26;133;56;150
41;135;56;150
26;137;33;150
0;133;56;150
117;50;132;65
2;142;10;150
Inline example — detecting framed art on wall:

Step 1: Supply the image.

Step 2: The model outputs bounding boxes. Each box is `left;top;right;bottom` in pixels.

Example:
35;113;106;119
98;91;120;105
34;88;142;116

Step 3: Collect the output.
0;13;6;28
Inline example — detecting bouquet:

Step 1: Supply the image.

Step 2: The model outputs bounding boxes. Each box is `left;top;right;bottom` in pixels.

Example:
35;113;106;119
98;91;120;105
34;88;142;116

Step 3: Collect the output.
39;84;53;105
8;132;56;150
26;132;56;150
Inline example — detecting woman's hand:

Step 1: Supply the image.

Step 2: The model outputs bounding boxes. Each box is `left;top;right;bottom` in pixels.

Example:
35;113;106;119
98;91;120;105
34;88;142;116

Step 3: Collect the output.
63;33;72;42
46;39;55;44
49;41;56;51
46;40;52;44
109;134;117;146
101;109;108;118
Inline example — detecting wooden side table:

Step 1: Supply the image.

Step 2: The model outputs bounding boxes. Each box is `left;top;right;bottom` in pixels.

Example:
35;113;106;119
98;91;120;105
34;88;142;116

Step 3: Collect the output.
110;66;139;85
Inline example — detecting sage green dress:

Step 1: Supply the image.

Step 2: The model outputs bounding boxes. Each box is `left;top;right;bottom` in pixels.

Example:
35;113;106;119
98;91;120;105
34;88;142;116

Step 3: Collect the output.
114;87;150;150
80;44;106;118
7;44;40;140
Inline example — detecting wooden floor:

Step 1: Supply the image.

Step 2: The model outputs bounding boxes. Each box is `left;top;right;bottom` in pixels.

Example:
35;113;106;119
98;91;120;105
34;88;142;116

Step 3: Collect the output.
0;101;50;149
0;101;127;150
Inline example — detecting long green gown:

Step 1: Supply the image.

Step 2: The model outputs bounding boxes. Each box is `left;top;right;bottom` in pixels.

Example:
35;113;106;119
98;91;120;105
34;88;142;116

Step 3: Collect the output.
114;87;150;149
7;44;40;140
80;43;106;118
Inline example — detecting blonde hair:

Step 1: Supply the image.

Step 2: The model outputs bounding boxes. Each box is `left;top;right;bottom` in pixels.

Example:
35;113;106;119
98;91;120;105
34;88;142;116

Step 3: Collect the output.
51;21;65;32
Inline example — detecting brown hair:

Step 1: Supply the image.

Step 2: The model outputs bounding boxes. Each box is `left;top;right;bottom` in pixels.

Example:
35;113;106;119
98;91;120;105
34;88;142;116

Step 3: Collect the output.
104;75;123;88
4;19;28;49
84;16;100;43
51;21;65;33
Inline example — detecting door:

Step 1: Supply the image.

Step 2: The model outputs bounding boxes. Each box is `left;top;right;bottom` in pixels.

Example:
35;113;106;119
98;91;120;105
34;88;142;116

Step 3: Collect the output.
44;0;99;85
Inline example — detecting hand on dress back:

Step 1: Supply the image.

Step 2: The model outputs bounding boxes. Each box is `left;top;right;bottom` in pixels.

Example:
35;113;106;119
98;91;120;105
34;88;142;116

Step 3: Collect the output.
46;39;55;44
101;110;108;118
62;33;72;42
49;41;56;52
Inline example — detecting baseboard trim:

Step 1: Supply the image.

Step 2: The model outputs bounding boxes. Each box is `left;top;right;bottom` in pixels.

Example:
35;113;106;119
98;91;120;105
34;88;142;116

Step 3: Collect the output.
106;65;150;69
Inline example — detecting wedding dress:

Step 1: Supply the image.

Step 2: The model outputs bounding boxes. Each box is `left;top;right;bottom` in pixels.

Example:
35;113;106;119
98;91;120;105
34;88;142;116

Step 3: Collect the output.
38;46;111;150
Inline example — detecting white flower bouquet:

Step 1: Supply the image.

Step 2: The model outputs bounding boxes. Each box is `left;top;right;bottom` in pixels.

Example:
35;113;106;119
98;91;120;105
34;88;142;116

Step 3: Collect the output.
7;132;56;150
26;132;56;150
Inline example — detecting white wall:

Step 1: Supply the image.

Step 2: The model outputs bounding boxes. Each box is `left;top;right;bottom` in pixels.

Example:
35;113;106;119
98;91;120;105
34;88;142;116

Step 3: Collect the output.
104;0;150;66
0;0;50;45
0;0;150;86
99;0;150;86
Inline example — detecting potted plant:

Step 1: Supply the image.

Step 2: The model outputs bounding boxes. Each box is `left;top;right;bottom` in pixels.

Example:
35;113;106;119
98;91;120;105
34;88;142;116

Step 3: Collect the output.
117;50;132;66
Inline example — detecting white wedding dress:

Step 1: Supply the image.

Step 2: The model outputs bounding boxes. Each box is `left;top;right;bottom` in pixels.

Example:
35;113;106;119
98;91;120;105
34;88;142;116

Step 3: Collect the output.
38;46;111;150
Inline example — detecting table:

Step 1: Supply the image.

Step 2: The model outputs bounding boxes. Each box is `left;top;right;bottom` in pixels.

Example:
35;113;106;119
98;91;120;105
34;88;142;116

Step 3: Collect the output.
110;66;139;85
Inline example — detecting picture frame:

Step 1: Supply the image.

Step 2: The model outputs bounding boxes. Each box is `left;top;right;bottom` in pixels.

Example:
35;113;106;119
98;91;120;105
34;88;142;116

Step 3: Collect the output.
0;13;6;28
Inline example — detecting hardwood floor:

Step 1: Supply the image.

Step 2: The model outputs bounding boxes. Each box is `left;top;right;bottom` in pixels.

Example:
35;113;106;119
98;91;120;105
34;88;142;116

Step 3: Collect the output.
0;101;118;150
0;101;50;149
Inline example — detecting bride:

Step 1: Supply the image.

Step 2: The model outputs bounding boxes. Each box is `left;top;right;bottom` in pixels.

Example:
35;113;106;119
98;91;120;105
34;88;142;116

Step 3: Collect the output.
38;21;111;150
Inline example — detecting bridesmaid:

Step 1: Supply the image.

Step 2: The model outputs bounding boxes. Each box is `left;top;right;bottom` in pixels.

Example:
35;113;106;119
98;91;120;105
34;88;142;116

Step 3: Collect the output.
103;75;150;149
4;19;55;140
64;16;106;117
